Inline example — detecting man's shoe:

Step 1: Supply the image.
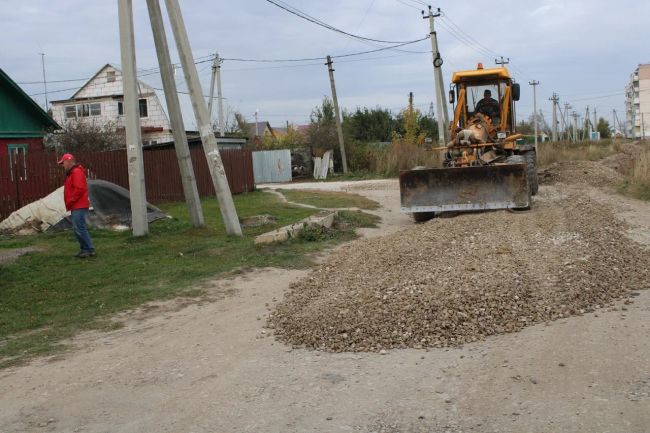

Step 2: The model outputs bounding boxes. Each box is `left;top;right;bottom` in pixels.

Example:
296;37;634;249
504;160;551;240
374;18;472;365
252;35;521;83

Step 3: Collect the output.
76;251;92;258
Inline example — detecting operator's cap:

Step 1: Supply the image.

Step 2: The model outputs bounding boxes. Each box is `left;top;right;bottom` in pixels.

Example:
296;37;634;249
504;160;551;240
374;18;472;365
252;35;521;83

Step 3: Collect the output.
57;153;75;165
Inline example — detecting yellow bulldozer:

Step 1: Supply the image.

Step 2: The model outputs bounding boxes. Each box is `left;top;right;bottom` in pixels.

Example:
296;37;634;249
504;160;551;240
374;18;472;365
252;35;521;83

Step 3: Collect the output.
400;63;538;222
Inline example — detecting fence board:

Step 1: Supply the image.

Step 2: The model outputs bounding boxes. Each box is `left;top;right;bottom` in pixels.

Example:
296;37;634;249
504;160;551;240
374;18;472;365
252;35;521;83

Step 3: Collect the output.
0;148;254;219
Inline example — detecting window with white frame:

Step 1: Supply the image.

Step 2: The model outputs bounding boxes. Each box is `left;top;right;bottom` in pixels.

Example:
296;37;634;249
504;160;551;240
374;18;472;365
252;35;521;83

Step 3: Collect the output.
8;144;28;181
65;103;102;118
90;103;101;116
65;105;77;119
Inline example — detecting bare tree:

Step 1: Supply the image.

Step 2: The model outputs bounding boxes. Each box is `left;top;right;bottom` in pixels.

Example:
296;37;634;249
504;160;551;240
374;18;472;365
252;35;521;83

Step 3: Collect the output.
44;120;126;152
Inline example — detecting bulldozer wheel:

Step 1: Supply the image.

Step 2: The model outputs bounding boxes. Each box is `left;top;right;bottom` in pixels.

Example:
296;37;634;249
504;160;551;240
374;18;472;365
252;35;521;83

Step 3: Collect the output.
524;151;539;196
412;212;436;223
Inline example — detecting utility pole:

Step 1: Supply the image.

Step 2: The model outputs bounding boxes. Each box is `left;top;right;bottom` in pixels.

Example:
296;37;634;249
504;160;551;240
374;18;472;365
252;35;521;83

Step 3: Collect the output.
146;0;204;228
564;102;571;139
593;106;598;136
207;53;226;137
216;55;225;138
118;0;148;236
423;6;449;144
165;0;242;236
254;109;259;138
558;103;567;141
586;106;592;140
571;111;579;142
549;93;559;142
529;80;539;146
38;53;48;110
325;55;348;174
495;56;510;66
207;53;218;120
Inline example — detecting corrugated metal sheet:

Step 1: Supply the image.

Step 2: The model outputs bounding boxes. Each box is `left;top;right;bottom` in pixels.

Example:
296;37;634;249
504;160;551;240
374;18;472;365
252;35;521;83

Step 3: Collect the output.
252;149;292;183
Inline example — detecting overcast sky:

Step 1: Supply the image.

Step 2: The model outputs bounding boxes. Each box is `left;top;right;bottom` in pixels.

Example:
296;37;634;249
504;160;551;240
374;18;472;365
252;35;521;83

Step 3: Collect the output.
2;0;648;130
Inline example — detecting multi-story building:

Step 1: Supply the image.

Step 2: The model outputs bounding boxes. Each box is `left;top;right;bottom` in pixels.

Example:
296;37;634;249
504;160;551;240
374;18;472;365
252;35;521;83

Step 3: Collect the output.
625;63;650;139
50;64;174;146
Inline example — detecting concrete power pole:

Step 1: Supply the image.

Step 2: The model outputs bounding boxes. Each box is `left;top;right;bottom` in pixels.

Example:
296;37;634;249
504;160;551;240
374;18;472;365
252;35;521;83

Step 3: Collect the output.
216;55;225;138
562;102;573;140
549;93;559;142
529;80;539;146
207;53;226;137
207;53;218;121
164;0;242;236
593;107;598;137
118;0;149;237
586;106;592;140
495;56;510;66
254;109;259;138
571;111;579;142
424;7;449;144
146;0;204;228
325;55;348;174
558;104;566;141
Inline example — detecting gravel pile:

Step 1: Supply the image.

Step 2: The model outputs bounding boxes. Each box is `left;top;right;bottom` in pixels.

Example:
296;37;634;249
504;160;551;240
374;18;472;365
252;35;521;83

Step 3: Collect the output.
269;179;650;352
539;160;624;187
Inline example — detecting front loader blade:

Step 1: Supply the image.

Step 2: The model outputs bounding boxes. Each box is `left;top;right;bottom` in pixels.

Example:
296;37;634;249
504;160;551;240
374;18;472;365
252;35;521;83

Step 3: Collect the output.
399;164;529;213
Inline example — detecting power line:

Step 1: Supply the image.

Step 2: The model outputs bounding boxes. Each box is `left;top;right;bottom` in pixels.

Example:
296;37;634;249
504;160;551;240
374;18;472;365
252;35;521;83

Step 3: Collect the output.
395;0;421;11
221;37;429;63
264;0;423;44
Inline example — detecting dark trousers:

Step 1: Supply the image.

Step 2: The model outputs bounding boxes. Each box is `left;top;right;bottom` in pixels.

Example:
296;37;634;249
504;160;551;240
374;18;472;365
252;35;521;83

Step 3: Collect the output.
71;208;95;253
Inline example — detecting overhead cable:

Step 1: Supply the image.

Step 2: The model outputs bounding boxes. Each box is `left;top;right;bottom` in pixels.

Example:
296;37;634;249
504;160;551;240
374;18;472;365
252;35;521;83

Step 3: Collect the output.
264;0;422;44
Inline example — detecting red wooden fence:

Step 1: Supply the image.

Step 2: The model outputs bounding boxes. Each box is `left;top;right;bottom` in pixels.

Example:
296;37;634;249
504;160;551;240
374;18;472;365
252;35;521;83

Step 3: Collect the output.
0;148;254;219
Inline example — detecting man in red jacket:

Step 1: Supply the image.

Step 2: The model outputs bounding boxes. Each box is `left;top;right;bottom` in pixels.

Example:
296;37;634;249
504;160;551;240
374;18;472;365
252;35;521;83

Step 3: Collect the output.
59;153;96;258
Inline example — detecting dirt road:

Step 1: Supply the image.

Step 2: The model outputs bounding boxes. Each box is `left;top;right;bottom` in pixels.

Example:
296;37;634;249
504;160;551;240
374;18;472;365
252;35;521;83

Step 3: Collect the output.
1;173;649;432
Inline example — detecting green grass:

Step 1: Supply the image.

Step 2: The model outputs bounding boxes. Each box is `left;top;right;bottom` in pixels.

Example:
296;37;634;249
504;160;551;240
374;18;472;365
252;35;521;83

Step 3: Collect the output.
0;190;378;367
279;189;380;210
617;180;650;201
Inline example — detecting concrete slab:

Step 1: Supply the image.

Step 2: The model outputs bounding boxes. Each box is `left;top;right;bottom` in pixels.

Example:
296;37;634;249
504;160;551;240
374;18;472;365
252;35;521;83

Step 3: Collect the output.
254;211;337;245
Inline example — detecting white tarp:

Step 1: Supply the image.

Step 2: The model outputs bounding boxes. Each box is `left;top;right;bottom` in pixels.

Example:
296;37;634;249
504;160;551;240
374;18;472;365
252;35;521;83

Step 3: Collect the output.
0;187;67;234
0;180;169;235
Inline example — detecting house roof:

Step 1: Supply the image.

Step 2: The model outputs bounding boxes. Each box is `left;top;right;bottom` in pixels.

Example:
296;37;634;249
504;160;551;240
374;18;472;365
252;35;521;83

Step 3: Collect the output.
0;68;60;136
244;121;274;137
71;63;115;99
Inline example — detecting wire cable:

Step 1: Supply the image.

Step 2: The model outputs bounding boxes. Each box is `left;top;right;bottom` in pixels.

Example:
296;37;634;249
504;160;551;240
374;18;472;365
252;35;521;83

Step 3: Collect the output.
264;0;422;44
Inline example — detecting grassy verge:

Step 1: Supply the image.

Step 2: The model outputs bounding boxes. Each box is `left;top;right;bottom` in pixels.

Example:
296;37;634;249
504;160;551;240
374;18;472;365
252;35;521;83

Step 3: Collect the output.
279;189;380;210
537;139;618;167
616;140;650;200
0;190;379;368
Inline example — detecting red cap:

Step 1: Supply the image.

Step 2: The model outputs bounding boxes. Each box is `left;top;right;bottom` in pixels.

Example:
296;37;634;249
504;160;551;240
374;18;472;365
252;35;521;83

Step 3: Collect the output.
57;153;75;165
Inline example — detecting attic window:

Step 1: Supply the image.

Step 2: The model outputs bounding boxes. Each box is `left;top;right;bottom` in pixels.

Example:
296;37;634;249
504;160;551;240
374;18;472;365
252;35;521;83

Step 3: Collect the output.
107;71;116;83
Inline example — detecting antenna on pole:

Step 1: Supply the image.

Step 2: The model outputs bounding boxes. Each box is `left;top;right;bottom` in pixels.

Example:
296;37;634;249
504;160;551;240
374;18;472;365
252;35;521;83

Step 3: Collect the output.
38;53;48;110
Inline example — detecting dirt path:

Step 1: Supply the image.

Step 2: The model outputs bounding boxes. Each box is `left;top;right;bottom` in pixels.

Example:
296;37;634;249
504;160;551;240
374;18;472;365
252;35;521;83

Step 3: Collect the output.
1;179;649;433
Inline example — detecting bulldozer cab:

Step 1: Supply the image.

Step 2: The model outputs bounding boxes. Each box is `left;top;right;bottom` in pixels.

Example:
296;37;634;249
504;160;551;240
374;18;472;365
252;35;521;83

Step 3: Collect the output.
448;64;520;138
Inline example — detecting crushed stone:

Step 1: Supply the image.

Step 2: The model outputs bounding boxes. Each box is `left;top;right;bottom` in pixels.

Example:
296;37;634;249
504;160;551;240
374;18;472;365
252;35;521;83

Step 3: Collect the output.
269;165;650;352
